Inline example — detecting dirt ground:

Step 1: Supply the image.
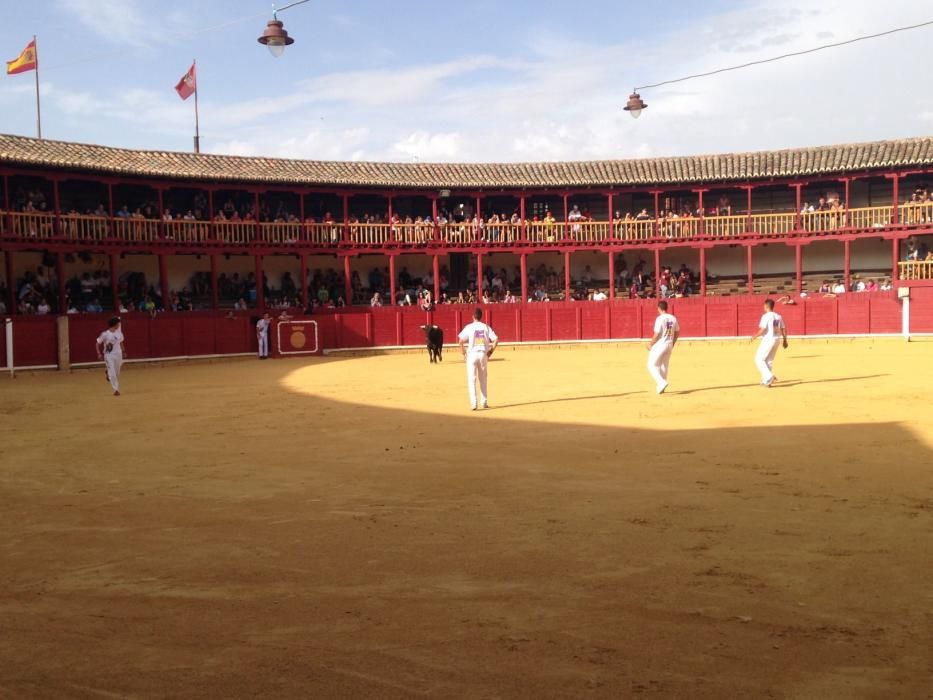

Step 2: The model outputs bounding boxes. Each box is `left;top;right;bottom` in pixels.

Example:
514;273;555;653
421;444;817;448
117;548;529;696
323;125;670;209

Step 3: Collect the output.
1;339;932;699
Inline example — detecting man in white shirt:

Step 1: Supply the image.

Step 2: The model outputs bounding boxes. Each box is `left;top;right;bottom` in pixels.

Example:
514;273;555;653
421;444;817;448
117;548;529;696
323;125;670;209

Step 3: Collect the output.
256;312;272;359
457;307;499;410
647;301;680;394
750;299;788;387
96;316;126;396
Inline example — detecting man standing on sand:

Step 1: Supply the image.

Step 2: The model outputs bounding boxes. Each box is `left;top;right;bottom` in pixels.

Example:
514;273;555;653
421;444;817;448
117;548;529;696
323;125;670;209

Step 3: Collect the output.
457;307;498;411
647;300;679;394
96;316;126;396
751;298;788;387
256;312;272;359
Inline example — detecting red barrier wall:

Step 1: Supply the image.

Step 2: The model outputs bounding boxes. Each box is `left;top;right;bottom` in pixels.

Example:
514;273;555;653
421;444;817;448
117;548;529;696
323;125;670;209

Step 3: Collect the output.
4;291;930;368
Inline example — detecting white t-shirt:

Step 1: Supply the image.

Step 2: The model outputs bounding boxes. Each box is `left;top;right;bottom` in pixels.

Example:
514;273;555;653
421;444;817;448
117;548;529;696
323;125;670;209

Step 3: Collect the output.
653;313;679;344
759;311;785;341
458;321;498;354
256;318;271;335
592;291;608;301
97;329;124;357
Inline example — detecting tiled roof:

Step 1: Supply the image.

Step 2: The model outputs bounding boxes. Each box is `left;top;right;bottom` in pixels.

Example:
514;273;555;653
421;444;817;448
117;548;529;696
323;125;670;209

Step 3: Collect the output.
1;133;931;190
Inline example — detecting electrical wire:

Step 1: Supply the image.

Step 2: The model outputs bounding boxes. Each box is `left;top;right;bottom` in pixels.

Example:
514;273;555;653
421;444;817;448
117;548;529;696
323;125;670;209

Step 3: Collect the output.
635;18;933;91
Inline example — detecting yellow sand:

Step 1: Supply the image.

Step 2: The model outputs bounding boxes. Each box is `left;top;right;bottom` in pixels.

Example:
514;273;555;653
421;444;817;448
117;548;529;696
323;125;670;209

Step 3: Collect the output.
1;339;932;699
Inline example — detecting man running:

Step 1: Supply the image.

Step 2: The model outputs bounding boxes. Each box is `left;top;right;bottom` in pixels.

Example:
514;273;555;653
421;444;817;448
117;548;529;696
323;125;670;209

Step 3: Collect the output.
457;307;498;410
96;316;126;396
751;298;788;387
647;300;679;394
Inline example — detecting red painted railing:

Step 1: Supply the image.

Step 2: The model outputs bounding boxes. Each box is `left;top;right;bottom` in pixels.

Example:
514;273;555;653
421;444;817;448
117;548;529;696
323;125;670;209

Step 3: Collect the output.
6;289;931;369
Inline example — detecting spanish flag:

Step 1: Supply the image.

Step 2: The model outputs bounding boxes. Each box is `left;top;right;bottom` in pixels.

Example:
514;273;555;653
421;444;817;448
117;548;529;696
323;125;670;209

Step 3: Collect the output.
6;39;38;75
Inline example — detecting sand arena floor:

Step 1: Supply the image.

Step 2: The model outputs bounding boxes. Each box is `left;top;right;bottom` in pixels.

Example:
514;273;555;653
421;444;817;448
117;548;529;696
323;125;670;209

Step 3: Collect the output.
1;339;932;699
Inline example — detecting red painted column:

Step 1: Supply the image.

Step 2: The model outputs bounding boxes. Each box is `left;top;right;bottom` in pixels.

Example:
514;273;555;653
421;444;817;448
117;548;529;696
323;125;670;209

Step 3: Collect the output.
210;254;219;310
159;253;170;310
432;254;440;302
653;191;661;238
608;251;616;299
56;252;66;313
562;193;569;241
52;178;61;238
255;254;265;310
253;191;261;243
564;251;571;300
431;197;440;241
207;189;214;240
343;255;353;306
519;195;527;242
342;193;350;243
843;178;851;227
697;190;705;237
793;183;802;231
156;187;166;239
300;253;308;310
891;174;900;224
843;239;851;290
387;195;394;242
110;253;120;313
892;238;899;282
746;186;753;232
699;247;707;297
520;252;528;302
607;192;614;240
389;254;397;306
4;251;14;314
746;245;754;292
475;196;482;238
477;252;484;298
107;182;115;240
795;244;803;294
653;247;661;295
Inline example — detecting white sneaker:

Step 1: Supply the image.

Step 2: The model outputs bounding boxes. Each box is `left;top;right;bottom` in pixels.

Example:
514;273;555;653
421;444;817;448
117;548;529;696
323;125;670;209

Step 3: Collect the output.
471;405;477;411
481;402;488;409
657;382;668;395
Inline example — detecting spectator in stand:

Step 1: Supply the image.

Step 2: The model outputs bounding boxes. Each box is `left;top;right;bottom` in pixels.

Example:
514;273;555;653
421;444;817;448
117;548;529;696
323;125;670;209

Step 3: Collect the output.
831;280;847;294
851;276;866;292
370;292;383;307
592;289;608;301
864;278;878;292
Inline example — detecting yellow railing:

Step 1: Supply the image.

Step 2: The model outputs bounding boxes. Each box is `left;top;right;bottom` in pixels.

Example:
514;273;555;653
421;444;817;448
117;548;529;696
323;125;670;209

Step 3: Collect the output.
659;216;700;239
2;202;933;247
801;209;845;231
568;220;610;242
849;206;892;229
163;219;210;243
306;222;341;245
704;214;747;238
59;214;110;240
214;221;255;244
900;202;933;225
259;222;304;244
899;261;933;280
349;223;390;245
111;216;160;242
749;212;796;235
615;219;656;241
7;211;56;238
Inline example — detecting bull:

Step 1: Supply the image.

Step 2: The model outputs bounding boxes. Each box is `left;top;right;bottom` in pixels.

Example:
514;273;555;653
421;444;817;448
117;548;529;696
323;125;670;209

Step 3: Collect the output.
420;324;444;363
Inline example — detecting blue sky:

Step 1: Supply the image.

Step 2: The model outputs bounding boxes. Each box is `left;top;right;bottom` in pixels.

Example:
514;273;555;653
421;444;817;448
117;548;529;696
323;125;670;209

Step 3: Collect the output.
1;0;931;162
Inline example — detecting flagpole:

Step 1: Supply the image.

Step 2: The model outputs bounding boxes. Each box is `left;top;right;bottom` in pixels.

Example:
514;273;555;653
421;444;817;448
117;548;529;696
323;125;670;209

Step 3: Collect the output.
33;35;42;139
192;58;200;154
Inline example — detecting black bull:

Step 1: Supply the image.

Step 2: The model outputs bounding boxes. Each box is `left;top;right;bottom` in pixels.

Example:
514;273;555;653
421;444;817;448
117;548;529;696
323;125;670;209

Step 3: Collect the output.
420;325;444;363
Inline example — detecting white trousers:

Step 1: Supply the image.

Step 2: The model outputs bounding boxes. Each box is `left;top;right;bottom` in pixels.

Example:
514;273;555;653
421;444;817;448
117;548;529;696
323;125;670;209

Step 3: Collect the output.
647;341;673;389
466;352;489;408
105;353;122;392
755;338;780;383
258;332;269;357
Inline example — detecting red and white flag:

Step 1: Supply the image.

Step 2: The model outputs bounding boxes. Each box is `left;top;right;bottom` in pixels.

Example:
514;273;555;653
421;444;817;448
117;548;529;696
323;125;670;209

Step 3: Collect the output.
174;63;196;100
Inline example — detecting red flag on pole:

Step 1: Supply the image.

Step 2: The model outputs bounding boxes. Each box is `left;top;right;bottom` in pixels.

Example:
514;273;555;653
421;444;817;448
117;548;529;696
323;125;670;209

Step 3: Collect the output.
175;63;196;100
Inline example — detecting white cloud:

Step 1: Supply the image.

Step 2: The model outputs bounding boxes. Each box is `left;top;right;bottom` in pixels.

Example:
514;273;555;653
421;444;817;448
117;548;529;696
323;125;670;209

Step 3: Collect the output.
13;0;933;163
